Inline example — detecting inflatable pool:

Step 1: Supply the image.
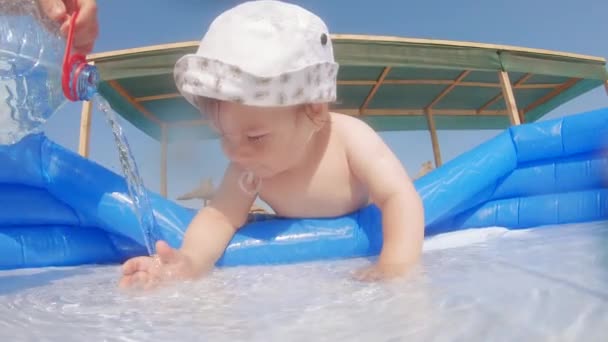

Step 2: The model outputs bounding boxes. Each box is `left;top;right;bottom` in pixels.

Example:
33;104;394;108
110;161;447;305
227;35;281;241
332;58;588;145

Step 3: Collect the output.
1;107;607;270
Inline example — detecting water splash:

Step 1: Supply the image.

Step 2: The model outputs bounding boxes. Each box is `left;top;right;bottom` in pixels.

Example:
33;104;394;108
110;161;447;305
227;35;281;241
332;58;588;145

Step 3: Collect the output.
95;93;158;255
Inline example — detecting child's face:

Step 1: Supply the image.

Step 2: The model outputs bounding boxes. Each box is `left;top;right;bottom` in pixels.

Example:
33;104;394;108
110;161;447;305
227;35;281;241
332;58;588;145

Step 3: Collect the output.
206;101;317;178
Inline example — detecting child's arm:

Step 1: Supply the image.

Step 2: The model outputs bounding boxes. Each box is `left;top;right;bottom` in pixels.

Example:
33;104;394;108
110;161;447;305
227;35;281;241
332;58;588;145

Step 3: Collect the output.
119;163;255;289
342;117;425;280
179;163;256;274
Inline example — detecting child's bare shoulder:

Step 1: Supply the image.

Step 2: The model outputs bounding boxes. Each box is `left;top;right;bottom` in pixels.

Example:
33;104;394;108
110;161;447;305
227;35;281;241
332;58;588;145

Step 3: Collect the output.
330;111;381;143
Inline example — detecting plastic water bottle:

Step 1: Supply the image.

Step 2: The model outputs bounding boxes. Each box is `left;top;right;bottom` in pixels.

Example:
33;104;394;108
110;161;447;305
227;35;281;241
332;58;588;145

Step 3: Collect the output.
0;0;99;145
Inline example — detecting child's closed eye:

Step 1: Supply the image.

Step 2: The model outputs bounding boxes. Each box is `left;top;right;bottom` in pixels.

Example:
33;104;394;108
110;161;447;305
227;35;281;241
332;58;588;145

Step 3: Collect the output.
247;134;268;143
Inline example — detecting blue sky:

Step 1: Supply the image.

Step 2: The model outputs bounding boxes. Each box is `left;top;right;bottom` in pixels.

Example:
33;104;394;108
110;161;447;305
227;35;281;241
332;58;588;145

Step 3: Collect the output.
42;0;608;209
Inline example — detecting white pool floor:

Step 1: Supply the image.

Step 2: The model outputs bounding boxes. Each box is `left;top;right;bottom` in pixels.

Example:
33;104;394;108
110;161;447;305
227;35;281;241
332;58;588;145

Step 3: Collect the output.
1;220;607;341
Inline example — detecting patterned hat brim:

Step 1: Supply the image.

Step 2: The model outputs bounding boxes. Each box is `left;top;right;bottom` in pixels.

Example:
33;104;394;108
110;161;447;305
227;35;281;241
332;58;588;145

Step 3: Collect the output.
173;54;339;109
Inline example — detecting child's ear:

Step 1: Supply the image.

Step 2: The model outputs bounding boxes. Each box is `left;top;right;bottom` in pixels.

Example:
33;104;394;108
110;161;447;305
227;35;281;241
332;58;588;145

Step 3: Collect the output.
303;103;329;130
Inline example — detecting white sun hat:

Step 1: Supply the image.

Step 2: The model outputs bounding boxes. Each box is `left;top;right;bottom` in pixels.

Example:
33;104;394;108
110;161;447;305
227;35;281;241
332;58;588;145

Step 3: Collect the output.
173;0;339;110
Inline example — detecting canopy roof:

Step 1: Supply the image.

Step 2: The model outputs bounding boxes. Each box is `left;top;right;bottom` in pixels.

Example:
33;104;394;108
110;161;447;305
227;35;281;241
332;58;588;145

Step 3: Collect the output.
88;34;608;142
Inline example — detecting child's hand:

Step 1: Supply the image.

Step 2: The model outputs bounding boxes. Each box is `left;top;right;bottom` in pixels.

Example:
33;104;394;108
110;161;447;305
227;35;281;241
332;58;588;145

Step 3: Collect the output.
119;240;204;291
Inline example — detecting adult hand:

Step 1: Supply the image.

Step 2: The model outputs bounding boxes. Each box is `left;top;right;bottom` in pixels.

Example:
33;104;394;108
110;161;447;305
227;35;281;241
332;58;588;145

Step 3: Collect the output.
38;0;98;54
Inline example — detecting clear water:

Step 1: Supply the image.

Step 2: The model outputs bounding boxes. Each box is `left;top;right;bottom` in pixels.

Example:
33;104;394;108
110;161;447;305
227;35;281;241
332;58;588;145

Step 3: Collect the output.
0;43;64;145
0;5;65;145
1;220;606;341
95;93;159;255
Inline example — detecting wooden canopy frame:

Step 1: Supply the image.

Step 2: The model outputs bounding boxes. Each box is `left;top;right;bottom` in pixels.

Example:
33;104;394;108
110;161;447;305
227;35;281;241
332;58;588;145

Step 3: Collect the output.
78;35;608;197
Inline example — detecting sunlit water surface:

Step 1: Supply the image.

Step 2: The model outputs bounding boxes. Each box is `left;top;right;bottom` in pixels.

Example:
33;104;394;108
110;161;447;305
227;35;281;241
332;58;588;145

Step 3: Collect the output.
1;221;607;341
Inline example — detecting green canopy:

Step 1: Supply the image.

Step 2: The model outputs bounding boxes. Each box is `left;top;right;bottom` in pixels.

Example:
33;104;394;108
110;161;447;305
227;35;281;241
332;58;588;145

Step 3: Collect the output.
88;34;608;142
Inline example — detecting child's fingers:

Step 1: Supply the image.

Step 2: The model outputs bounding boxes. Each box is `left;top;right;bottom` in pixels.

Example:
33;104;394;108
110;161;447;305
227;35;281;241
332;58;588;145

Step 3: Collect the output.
121;258;138;275
118;274;134;289
118;273;146;289
352;265;382;282
156;240;179;264
143;277;161;291
121;256;151;275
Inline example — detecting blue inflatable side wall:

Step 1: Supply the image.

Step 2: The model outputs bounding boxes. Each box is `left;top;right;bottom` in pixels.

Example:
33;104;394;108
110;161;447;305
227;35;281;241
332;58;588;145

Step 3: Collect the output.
425;108;608;234
0;107;607;270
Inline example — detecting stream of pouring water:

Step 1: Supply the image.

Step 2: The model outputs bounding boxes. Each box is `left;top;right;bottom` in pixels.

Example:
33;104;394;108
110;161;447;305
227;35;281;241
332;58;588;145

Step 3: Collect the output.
94;93;158;255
